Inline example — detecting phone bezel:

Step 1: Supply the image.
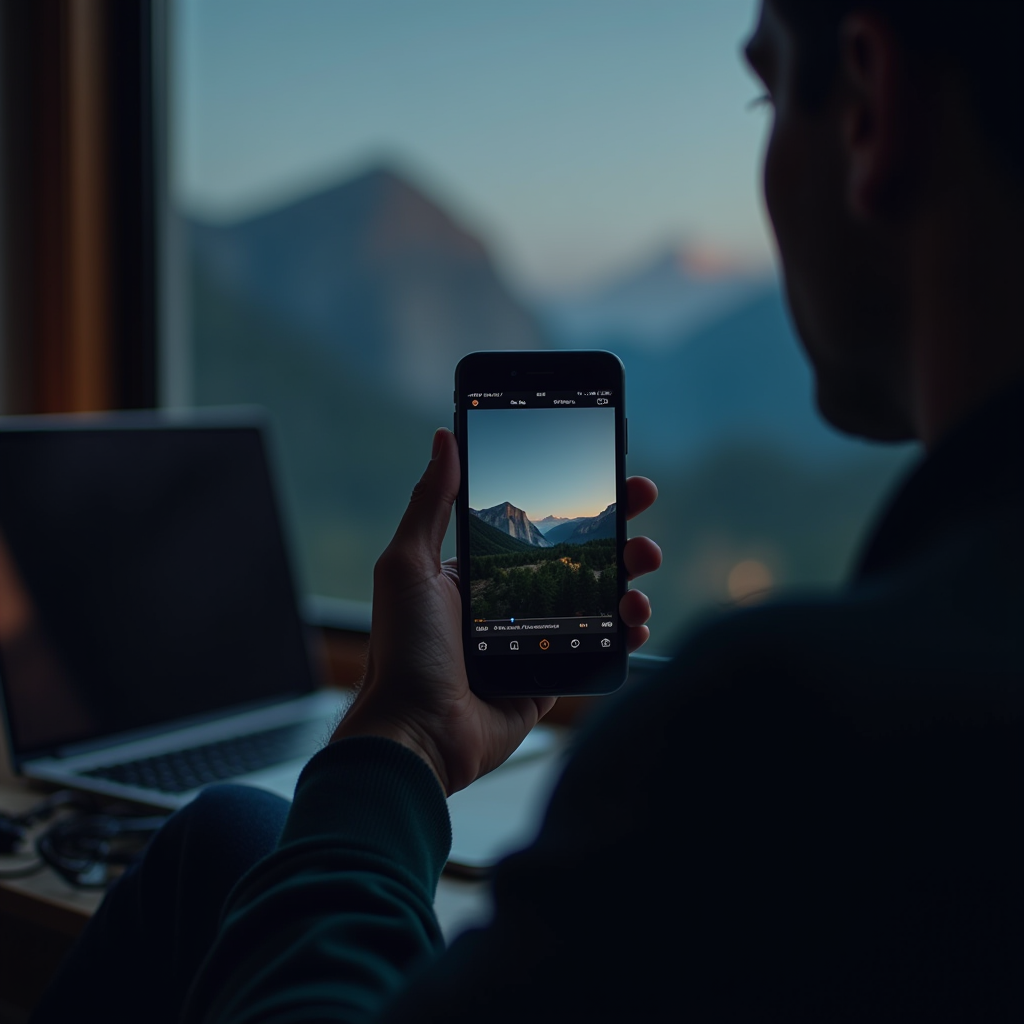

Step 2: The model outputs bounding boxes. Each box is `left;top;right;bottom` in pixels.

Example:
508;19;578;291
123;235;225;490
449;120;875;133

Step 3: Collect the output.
454;350;629;698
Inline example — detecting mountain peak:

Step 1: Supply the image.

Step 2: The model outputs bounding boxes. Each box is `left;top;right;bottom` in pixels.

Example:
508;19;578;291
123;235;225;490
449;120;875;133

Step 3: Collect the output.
188;162;547;409
200;161;486;263
343;162;407;192
471;502;551;548
538;242;769;350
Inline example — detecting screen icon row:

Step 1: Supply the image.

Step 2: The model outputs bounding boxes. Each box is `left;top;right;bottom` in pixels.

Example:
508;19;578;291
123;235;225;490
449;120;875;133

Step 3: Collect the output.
478;637;612;652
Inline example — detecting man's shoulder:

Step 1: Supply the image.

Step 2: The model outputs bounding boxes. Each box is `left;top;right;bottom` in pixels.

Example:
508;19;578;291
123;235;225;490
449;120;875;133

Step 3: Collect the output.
566;464;1023;795
594;567;1022;765
556;577;1020;847
656;590;897;697
675;518;1022;700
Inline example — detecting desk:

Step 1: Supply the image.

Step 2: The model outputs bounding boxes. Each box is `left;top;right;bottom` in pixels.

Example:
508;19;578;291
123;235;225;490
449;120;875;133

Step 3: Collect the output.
0;778;491;1024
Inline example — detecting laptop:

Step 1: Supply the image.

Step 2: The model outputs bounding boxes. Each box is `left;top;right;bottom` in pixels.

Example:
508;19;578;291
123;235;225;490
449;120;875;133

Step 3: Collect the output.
0;409;669;872
0;410;346;809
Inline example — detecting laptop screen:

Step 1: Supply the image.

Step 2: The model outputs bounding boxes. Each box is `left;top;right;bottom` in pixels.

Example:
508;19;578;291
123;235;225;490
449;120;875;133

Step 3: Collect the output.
0;415;318;761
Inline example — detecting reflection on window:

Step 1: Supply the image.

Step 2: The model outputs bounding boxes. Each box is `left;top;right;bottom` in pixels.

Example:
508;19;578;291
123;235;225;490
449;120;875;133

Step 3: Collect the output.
175;1;912;653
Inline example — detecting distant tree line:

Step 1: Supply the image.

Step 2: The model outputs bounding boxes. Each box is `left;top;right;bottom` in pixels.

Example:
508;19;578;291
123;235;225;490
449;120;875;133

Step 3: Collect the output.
471;538;617;619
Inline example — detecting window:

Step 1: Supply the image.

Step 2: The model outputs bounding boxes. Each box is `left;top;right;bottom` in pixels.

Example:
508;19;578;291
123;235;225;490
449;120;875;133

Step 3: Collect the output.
173;0;912;653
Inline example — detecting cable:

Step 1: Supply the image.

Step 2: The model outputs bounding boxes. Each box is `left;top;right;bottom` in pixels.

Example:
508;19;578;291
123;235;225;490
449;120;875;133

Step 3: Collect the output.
1;791;169;888
35;812;169;888
0;815;25;854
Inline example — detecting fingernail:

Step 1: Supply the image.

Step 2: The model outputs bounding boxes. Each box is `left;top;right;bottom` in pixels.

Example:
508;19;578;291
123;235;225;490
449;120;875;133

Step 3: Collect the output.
431;428;444;460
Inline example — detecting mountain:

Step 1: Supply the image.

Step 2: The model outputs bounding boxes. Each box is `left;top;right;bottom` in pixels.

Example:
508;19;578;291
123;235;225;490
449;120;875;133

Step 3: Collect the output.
534;243;915;470
537;245;768;349
189;254;439;597
560;503;617;544
468;514;536;556
533;514;586;536
186;167;914;640
189;164;548;411
471;502;552;547
571;283;912;470
544;519;587;545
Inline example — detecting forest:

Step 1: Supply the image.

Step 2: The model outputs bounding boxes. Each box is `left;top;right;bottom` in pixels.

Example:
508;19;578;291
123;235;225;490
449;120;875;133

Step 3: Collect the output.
470;538;618;619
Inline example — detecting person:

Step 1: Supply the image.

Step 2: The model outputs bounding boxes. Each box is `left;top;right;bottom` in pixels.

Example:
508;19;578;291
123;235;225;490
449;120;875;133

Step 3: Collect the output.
31;0;1023;1020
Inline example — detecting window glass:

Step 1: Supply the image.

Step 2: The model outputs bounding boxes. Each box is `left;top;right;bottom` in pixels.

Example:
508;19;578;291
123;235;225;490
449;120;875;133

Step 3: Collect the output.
174;0;912;653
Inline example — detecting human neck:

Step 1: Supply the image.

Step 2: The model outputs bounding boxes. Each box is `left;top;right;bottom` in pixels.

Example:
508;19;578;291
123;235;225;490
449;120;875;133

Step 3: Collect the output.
906;168;1024;450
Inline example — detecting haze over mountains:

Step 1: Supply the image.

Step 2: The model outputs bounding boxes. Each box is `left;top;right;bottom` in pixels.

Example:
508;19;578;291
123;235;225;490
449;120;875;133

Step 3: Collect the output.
190;162;903;470
470;502;616;548
550;503;616;544
539;246;889;469
534;514;586;535
190;165;546;410
539;246;767;349
188;161;911;635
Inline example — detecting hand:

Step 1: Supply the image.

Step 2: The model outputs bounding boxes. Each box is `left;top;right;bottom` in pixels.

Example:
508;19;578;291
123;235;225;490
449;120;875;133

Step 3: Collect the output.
332;428;662;795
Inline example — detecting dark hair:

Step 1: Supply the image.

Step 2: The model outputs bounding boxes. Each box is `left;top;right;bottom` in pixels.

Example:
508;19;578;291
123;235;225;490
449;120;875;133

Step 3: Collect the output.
771;0;1024;181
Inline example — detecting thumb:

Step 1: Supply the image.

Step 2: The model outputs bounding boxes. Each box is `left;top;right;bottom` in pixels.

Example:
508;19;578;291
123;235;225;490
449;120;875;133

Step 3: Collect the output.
391;428;460;558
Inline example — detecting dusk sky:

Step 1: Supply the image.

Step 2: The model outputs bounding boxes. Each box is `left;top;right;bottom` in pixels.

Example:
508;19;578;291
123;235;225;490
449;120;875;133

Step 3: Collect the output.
469;408;615;520
174;0;769;294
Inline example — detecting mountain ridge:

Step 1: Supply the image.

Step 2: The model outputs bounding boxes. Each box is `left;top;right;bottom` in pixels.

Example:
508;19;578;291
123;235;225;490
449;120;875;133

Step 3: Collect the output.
538;245;769;349
468;514;536;556
470;502;551;548
533;514;586;536
188;163;548;411
561;502;617;544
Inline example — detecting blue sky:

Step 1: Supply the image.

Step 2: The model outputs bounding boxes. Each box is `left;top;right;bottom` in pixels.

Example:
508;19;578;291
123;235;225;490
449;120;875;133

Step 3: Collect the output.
468;407;615;520
174;0;771;295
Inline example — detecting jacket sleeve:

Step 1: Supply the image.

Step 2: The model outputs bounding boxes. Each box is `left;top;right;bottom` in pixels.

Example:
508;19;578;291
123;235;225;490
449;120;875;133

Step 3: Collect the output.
176;594;1017;1022
184;610;880;1024
376;619;868;1023
182;735;452;1024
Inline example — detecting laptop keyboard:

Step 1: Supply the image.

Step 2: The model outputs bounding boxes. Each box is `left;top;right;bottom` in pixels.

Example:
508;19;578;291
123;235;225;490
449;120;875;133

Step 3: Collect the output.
82;721;327;794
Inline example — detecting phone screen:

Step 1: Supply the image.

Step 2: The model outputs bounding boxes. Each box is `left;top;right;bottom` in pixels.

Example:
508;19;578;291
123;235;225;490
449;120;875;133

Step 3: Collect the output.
464;388;620;658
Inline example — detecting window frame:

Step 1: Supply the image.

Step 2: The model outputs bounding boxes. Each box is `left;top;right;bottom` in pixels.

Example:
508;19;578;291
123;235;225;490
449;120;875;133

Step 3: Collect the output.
0;0;163;416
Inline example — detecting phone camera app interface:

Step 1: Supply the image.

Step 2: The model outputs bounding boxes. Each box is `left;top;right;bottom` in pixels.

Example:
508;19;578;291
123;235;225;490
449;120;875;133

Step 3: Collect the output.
466;390;617;655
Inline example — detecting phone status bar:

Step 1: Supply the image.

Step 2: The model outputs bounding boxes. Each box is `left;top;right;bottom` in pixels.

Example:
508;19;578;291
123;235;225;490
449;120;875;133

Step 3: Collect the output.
465;390;615;410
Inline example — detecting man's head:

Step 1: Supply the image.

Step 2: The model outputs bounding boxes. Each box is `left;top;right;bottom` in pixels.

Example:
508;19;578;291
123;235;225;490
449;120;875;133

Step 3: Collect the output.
745;0;1024;443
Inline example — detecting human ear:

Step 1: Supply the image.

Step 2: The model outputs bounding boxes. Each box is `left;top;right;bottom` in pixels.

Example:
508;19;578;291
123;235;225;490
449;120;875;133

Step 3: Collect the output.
839;13;910;220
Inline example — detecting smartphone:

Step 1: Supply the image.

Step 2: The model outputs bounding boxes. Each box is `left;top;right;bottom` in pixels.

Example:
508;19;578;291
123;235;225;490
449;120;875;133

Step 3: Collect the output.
454;350;628;698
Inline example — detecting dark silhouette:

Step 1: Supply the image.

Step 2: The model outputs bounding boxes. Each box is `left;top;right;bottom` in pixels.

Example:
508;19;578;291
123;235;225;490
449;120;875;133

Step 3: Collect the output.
33;1;1022;1022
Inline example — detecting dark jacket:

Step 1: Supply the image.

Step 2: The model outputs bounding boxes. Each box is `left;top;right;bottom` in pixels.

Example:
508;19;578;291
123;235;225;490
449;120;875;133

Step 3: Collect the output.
185;384;1024;1023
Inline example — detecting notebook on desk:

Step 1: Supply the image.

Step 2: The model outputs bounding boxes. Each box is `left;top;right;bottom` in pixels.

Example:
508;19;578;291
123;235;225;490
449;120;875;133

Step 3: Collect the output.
0;411;346;809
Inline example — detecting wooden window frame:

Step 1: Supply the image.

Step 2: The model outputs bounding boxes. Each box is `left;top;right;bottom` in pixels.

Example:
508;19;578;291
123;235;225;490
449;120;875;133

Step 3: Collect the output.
0;2;639;715
0;0;163;415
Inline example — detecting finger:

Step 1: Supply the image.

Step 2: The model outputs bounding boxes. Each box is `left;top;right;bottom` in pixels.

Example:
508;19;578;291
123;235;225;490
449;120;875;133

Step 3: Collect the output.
625;624;650;654
492;695;555;723
485;696;558;745
390;429;460;557
625;477;658;521
619;588;651;628
534;696;558;718
623;536;662;581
